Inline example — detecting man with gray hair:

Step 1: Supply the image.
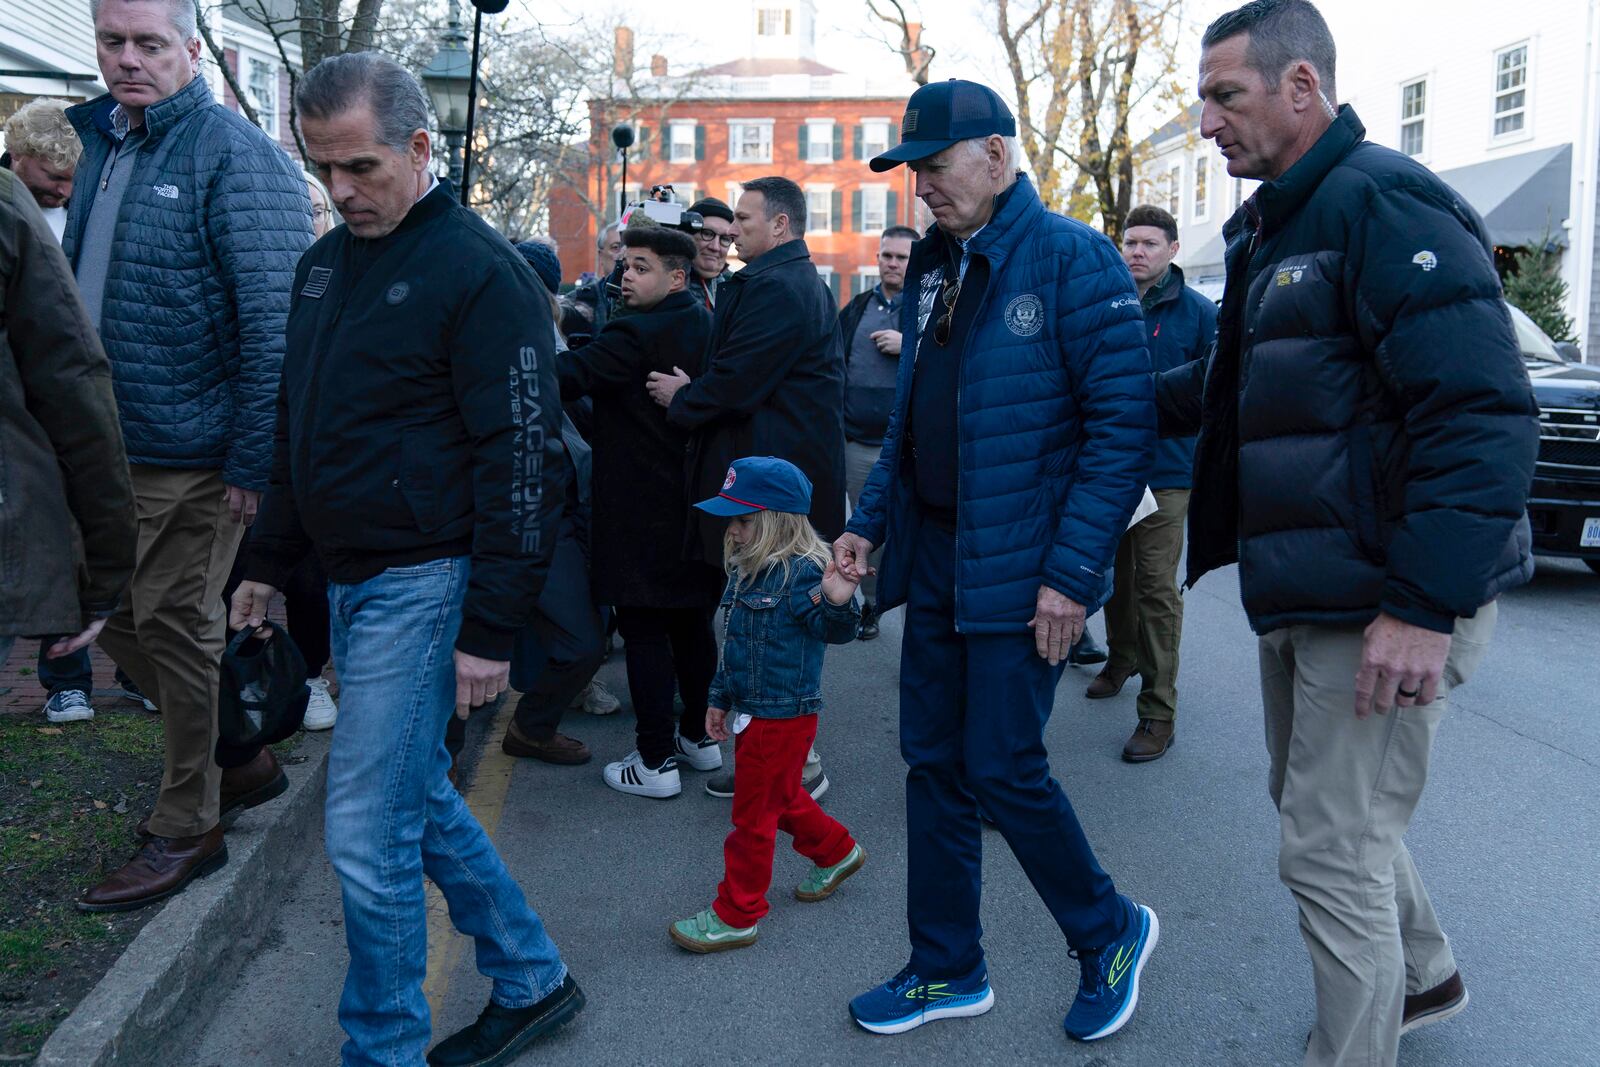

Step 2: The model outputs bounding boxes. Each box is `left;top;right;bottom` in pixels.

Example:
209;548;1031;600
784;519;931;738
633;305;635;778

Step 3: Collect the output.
231;52;582;1067
1163;1;1538;1062
835;78;1159;1044
65;0;312;913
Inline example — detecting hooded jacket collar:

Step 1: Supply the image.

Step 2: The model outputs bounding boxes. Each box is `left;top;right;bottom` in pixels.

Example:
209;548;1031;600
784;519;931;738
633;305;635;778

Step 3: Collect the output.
68;75;216;145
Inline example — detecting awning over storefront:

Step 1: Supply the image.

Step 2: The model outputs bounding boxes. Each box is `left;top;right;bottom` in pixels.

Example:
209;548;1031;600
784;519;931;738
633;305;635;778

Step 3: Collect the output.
1435;143;1571;249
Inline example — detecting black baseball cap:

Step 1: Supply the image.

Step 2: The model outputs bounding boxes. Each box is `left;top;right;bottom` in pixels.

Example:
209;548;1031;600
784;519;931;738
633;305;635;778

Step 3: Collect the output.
870;79;1017;173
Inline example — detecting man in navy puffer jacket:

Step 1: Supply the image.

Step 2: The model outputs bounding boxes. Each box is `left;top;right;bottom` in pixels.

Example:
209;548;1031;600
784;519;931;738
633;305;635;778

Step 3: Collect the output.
64;0;312;914
835;80;1160;1045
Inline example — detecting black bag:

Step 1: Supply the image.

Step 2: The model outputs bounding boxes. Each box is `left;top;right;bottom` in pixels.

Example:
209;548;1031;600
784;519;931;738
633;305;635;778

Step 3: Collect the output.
218;622;309;750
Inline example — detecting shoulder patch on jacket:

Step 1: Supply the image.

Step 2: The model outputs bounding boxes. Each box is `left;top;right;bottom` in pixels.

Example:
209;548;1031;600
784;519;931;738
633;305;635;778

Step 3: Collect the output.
301;266;332;299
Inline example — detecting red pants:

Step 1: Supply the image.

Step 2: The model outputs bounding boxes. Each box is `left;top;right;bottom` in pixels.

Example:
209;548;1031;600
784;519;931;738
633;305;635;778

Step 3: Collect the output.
713;714;855;928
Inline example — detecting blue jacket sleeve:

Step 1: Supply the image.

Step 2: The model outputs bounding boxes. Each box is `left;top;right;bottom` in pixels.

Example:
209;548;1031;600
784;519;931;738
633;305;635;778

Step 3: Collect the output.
1042;236;1157;606
208;138;313;491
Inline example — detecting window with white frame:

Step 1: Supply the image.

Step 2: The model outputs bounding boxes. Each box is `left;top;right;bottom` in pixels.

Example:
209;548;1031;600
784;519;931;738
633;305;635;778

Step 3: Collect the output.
728;120;773;163
1192;155;1209;222
669;121;697;163
1231;176;1244;211
856;266;880;296
757;8;790;35
805;185;832;232
726;181;744;207
1400;78;1426;156
1493;44;1528;138
805;120;834;163
246;55;277;136
860;119;891;159
861;185;888;231
1165;161;1182;219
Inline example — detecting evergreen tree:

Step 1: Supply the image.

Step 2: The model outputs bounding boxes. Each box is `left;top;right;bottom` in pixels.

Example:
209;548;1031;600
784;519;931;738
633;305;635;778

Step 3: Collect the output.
1503;239;1577;344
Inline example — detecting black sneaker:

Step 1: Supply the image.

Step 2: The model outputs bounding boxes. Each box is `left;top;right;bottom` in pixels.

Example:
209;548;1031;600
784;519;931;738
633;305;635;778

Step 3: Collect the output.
426;974;585;1066
115;671;158;712
857;600;880;641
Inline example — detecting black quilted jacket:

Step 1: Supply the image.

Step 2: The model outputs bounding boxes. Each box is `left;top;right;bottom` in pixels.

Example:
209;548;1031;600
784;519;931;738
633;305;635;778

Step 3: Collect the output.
1157;107;1538;634
63;78;312;490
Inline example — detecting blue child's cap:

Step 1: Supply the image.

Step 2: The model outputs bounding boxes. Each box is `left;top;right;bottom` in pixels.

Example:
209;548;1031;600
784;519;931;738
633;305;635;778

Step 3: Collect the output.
694;456;813;517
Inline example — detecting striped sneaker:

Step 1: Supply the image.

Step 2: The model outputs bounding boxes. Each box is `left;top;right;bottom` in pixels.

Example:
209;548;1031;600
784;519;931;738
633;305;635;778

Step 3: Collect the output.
795;843;866;902
849;962;994;1035
1062;897;1159;1042
602;751;681;799
669;908;756;953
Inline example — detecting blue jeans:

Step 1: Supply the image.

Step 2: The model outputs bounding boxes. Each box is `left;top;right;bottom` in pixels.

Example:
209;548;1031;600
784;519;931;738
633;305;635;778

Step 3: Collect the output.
37;641;93;695
900;523;1125;978
325;557;567;1067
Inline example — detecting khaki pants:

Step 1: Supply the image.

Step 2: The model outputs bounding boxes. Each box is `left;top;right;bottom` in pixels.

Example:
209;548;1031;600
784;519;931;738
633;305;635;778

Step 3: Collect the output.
1259;602;1495;1067
98;467;244;837
1104;488;1188;722
843;439;884;602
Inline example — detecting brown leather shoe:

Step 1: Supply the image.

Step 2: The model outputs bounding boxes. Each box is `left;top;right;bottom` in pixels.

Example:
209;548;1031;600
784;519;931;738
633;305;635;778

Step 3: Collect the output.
1086;665;1133;699
77;827;227;912
1121;718;1175;762
501;723;591;765
136;748;288;837
1402;971;1468;1034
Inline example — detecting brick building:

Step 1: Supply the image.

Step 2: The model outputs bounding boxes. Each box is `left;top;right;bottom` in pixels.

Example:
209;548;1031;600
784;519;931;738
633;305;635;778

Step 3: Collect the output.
548;0;923;304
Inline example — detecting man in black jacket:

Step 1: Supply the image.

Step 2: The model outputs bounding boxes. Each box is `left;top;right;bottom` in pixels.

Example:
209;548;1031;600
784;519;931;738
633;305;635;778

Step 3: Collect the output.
1162;4;1538;1062
837;225;917;640
645;176;847;559
558;226;725;799
230;54;582;1067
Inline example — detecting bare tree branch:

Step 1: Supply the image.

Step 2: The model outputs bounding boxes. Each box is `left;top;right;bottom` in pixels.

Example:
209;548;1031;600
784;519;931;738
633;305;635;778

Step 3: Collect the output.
195;1;262;129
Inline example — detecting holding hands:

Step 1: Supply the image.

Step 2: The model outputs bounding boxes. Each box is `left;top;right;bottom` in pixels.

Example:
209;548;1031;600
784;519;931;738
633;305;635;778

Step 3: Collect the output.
645;367;692;408
820;559;858;606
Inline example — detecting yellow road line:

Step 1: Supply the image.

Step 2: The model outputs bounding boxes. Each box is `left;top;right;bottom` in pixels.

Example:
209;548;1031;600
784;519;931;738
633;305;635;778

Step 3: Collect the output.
423;693;522;1018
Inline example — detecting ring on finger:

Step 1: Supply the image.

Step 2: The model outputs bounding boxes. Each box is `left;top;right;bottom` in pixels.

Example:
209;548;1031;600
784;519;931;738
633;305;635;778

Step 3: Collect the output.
1397;685;1420;699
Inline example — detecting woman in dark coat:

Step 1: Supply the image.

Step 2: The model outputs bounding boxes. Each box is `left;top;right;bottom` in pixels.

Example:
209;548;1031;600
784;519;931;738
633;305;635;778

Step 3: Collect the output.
557;226;726;796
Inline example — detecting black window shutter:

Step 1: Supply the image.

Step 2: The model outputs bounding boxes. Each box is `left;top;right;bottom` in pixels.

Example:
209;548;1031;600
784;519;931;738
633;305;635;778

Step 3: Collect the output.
828;271;842;303
798;123;809;160
695;125;705;161
887;190;899;225
832;189;843;232
853;125;863;161
637;125;650;160
832;124;843;161
852;189;862;232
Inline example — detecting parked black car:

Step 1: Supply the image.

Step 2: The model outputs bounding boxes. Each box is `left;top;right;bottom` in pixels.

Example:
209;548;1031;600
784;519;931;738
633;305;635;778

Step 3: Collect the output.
1511;305;1600;575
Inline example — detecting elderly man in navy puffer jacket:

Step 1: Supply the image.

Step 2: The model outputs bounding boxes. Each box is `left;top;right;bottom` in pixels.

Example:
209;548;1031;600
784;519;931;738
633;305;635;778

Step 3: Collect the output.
835;80;1160;1045
64;0;312;914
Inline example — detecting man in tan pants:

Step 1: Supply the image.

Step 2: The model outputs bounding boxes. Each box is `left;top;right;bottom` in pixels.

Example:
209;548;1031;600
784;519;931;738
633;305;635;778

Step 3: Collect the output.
65;0;312;911
1159;3;1539;1063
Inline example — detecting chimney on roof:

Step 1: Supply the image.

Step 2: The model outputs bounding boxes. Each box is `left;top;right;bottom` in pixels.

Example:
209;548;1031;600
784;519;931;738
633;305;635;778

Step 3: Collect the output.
650;54;668;77
614;26;635;77
907;21;930;78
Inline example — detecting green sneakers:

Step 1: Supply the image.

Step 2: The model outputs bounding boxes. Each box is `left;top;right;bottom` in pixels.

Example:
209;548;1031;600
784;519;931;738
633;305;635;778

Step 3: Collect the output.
795;843;867;902
669;909;758;953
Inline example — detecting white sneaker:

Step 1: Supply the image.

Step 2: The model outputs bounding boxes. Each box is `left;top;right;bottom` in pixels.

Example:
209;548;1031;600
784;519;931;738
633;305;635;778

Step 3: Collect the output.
44;689;94;723
302;678;338;731
572;679;621;716
603;751;681;798
674;732;724;771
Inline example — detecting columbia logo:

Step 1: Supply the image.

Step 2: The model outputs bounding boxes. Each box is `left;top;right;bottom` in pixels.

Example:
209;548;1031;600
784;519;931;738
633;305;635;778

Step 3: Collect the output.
1110;296;1138;309
153;184;179;199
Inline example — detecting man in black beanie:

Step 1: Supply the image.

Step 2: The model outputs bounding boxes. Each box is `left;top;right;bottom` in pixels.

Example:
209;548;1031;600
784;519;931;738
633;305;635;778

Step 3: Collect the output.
686;197;735;310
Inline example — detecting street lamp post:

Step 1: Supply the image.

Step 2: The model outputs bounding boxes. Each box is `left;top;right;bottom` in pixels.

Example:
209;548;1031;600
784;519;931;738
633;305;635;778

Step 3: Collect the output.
421;3;472;194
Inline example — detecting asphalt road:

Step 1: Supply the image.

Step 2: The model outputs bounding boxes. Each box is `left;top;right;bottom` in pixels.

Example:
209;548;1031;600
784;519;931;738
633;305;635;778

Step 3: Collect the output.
184;558;1600;1067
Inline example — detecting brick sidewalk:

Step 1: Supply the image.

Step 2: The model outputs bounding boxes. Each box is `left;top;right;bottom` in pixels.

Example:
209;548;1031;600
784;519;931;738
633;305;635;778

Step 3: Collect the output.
2;602;293;715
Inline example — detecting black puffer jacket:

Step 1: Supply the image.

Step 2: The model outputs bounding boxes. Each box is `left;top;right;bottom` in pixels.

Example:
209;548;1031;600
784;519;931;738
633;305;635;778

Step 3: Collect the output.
1157;107;1538;634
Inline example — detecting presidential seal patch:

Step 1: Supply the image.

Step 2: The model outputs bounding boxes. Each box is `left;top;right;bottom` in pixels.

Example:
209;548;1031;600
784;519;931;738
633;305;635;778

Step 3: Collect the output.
1004;294;1044;337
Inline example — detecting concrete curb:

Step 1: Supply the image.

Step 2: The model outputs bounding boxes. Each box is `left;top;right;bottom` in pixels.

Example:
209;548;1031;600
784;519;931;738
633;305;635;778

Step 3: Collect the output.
36;733;331;1067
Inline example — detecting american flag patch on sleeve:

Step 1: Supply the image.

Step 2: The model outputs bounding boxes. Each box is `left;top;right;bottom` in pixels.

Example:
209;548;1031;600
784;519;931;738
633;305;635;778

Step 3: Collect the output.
810;587;823;605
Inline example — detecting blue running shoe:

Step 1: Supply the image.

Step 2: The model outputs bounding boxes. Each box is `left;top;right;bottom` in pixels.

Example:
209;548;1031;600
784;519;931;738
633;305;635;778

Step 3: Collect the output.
849;962;994;1035
1062;897;1159;1042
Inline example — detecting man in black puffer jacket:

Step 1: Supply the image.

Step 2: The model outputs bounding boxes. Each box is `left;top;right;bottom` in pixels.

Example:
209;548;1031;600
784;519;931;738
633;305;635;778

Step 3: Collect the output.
1161;4;1538;1064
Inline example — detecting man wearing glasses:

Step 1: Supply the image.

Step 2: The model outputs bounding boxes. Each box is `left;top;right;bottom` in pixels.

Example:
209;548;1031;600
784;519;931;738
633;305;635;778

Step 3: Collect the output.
834;80;1160;1043
686;196;735;308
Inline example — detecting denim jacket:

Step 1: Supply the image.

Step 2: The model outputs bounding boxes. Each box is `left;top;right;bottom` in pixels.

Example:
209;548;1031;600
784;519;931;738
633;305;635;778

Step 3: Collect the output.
707;557;860;718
